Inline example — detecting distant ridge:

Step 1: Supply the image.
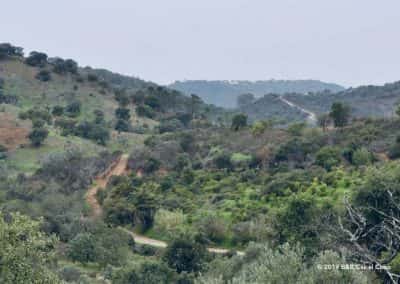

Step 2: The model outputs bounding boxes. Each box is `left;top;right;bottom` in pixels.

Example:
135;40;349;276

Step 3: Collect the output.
169;79;345;108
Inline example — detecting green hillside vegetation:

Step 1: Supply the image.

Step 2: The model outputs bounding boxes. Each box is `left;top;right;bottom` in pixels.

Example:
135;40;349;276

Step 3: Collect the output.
1;42;400;283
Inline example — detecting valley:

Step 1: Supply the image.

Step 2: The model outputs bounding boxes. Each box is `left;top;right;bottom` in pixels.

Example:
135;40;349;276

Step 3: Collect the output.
1;43;400;283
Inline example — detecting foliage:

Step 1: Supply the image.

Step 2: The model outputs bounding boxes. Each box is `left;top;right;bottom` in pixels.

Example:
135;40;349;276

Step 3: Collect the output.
330;102;350;128
65;100;81;117
164;237;208;273
35;69;52;82
0;212;60;283
0;43;23;59
25;51;48;67
28;127;49;147
315;146;342;171
51;58;78;74
231;113;248;131
196;243;370;284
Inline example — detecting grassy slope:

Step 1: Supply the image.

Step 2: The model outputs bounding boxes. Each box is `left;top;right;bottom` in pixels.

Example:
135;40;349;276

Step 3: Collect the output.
0;58;157;177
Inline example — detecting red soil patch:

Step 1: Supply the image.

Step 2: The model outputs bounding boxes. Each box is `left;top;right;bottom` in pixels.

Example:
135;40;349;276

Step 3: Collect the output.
0;113;30;150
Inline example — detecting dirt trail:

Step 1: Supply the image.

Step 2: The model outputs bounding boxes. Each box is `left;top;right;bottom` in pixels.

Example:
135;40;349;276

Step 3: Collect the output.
87;154;244;256
279;96;317;124
86;154;129;218
120;228;244;255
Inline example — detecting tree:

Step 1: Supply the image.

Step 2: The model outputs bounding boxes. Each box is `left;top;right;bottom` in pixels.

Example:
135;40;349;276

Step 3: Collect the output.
0;212;60;283
163;237;208;273
65;101;81;117
315;146;342;171
251;120;271;136
51;58;78;74
0;43;23;59
28;127;49;147
144;95;161;110
35;70;51;82
115;119;130;133
338;164;400;283
190;94;202;119
231;113;248;131
317;113;331;132
115;107;131;120
67;233;96;264
52;105;64;116
330;102;350;128
25;51;48;67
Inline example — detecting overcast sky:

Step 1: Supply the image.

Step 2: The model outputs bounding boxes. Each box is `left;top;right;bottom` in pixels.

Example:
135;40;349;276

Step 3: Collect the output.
1;0;399;87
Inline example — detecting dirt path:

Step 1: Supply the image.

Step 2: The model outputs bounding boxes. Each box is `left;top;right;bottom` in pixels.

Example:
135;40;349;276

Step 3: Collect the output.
279;96;317;124
87;154;244;256
121;228;244;255
86;154;129;218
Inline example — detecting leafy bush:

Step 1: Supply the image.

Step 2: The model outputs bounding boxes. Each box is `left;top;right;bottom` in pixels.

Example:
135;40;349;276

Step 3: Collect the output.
0;212;60;283
231;113;247;131
65;101;81;117
35;70;51;82
28;127;49;147
315;146;342;171
51;105;64;116
51;58;78;74
163;237;208;273
352;147;373;166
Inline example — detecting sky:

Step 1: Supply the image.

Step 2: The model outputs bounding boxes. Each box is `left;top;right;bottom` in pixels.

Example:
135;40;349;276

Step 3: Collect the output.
1;0;399;87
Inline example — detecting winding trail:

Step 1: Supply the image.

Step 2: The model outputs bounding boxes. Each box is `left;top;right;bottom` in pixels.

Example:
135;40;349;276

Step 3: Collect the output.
279;96;317;124
86;154;244;256
86;154;130;218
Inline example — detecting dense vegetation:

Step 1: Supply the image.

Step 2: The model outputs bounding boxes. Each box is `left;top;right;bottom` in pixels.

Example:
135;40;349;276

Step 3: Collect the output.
2;42;400;283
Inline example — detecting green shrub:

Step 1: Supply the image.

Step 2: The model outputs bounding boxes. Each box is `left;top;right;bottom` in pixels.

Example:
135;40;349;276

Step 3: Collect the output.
315;146;342;171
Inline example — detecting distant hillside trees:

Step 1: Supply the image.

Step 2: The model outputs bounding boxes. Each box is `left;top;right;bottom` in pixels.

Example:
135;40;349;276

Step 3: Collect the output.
330;102;350;128
317;113;331;131
0;43;23;60
50;58;78;74
28;125;49;147
231;113;248;131
65;101;81;117
52;105;64;116
55;109;110;145
0;78;17;104
25;51;48;67
115;90;131;133
35;70;52;82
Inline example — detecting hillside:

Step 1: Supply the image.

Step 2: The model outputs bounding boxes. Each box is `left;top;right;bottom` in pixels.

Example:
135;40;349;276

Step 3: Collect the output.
169;79;345;108
0;44;225;175
283;81;400;118
2;43;400;283
238;93;308;123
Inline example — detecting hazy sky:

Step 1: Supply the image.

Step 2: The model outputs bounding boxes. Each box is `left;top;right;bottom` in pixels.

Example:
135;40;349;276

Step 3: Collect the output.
1;0;399;87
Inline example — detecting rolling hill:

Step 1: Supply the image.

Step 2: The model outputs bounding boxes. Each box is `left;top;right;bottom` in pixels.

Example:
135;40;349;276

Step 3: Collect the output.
169;79;345;108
